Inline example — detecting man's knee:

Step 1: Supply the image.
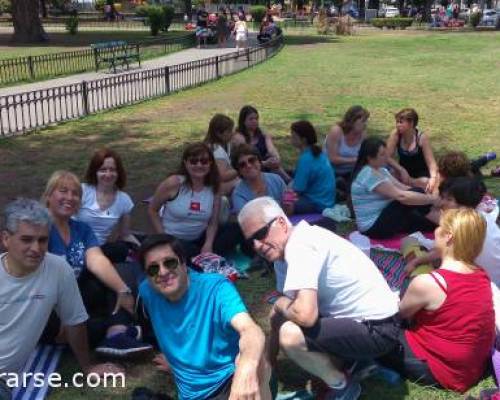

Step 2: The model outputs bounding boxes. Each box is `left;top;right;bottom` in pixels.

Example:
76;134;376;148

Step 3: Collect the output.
279;321;306;352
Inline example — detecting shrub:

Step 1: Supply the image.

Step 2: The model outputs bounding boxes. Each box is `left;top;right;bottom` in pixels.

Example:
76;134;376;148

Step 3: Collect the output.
162;5;175;31
251;5;267;22
65;15;79;34
371;17;413;29
0;0;11;15
95;0;105;11
135;4;149;17
146;5;165;36
469;11;481;28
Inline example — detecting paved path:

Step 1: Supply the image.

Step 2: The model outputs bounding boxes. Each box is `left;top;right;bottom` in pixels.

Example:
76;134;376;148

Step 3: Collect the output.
0;34;258;97
0;33;268;136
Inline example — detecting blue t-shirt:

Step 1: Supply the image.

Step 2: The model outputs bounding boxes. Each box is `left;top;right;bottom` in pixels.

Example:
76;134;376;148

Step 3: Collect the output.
351;166;394;232
48;219;99;279
139;272;247;400
293;148;335;211
232;172;286;213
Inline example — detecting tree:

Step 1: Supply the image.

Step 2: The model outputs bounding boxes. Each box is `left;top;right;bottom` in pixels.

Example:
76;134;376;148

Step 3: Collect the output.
12;0;48;43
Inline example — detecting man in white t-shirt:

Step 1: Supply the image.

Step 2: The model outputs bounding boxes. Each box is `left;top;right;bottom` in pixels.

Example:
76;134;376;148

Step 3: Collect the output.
0;199;122;398
238;197;400;400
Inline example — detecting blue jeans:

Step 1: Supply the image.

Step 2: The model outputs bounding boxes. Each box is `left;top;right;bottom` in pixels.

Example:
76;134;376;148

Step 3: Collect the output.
294;196;322;214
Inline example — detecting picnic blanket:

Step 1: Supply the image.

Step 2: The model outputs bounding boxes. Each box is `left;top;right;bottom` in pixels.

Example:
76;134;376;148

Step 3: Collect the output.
12;344;64;400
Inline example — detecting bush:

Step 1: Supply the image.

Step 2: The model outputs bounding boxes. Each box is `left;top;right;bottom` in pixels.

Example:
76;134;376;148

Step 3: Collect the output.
162;5;175;31
0;0;11;15
135;5;149;18
95;0;105;11
371;17;413;29
146;5;165;36
65;15;79;34
469;11;481;28
251;5;267;23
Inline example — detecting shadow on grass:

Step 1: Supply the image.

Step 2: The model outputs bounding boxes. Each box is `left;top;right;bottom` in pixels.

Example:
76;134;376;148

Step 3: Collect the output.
285;34;340;46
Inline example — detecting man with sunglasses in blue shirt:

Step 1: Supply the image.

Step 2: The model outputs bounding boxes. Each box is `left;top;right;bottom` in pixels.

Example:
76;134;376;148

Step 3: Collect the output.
137;234;271;400
238;197;400;400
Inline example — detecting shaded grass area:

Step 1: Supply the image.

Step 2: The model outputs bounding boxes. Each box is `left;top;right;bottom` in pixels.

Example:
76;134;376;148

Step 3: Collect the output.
1;31;499;399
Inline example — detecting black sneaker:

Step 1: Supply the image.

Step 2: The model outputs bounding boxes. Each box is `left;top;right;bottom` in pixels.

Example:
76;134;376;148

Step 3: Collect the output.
347;360;378;381
96;333;152;357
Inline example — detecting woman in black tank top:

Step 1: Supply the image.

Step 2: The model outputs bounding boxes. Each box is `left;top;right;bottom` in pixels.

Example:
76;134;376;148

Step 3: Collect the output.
386;108;438;193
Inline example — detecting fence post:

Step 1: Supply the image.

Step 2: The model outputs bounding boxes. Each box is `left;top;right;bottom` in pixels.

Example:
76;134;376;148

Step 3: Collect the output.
82;81;89;116
27;56;34;79
246;48;250;67
93;48;99;72
164;66;170;94
215;56;219;79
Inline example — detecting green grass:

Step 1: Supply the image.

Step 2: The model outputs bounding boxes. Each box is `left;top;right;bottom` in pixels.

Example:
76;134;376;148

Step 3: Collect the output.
1;30;499;399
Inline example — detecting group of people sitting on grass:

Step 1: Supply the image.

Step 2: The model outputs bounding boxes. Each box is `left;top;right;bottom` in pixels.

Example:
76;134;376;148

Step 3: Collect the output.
0;104;499;400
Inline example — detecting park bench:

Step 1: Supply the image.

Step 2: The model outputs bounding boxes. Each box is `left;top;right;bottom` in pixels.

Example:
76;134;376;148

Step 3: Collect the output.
90;40;141;73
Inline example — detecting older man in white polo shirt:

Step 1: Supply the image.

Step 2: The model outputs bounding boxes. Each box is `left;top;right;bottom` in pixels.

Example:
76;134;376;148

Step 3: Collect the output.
238;197;400;400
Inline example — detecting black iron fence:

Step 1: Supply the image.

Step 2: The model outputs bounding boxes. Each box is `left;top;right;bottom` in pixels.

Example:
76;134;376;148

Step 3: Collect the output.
0;34;195;86
0;35;283;137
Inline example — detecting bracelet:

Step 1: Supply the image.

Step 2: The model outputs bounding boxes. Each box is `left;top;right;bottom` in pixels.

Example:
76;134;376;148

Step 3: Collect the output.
118;287;132;296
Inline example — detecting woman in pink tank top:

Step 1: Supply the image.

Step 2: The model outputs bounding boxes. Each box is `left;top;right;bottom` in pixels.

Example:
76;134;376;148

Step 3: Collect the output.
381;208;495;392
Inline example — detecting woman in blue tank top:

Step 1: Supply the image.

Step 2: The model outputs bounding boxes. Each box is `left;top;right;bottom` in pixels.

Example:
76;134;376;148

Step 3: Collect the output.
386;108;438;193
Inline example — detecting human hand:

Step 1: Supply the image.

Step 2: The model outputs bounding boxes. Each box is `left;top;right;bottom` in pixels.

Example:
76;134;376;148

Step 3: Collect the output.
404;258;420;275
264;157;280;170
152;353;171;373
113;291;135;315
200;242;213;255
229;360;261;400
425;176;437;193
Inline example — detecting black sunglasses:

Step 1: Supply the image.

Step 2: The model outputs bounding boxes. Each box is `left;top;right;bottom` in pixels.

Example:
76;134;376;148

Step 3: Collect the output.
146;257;180;278
237;156;259;169
246;217;278;246
187;156;211;166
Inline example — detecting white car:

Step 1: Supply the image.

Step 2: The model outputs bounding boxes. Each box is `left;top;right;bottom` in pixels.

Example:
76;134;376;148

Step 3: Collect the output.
481;9;498;26
379;6;400;17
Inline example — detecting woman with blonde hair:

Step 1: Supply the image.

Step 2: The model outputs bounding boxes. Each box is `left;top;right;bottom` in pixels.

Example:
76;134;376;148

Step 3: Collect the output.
42;170;151;356
381;208;495;393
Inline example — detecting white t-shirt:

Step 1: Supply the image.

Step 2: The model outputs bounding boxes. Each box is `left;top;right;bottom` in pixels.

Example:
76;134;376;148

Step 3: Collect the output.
76;183;134;246
0;253;88;374
212;144;231;165
476;200;500;287
279;221;399;321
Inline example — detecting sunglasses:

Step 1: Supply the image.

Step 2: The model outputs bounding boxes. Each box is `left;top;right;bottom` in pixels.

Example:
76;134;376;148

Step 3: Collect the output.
146;257;180;278
246;217;278;246
237;156;259;169
187;157;210;166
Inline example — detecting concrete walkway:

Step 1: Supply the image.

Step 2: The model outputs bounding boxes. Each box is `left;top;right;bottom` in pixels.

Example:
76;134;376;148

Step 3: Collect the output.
0;33;258;97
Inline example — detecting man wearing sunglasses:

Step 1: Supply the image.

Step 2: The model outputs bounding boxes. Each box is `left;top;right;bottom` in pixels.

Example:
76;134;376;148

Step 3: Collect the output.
238;197;400;400
138;234;271;400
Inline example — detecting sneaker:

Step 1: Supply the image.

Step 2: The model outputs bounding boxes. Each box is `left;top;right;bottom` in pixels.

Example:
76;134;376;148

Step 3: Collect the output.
125;325;143;341
323;378;361;400
347;360;379;381
95;333;152;357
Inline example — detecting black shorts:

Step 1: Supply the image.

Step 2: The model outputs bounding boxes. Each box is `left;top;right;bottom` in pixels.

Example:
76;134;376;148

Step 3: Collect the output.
206;376;232;400
301;315;401;361
378;330;439;387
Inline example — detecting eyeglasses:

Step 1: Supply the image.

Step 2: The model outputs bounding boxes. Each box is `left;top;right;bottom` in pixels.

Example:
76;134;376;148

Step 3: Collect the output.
246;217;278;245
187;157;210;166
146;257;180;278
237;156;259;169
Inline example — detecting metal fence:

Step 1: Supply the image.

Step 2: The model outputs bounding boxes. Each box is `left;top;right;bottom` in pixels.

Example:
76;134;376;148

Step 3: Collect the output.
0;35;283;137
0;34;195;86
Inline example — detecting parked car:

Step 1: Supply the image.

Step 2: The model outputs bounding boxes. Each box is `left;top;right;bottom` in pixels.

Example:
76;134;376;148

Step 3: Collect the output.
379;6;400;17
480;9;498;26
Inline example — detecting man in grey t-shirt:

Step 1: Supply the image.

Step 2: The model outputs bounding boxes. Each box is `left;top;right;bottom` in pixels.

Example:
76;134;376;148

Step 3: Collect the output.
0;199;123;399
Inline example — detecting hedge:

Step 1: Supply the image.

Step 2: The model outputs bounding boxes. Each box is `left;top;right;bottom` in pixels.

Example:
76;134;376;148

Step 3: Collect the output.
371;17;414;29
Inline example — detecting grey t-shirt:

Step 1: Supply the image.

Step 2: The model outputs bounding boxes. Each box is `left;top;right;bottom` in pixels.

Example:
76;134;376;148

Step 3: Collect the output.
0;252;88;374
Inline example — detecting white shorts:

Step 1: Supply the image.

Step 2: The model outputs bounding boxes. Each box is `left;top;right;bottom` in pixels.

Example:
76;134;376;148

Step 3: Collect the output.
235;32;247;41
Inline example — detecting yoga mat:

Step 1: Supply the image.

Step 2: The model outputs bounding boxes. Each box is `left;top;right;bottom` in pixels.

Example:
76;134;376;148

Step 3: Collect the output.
288;214;323;226
12;344;64;400
370;248;407;292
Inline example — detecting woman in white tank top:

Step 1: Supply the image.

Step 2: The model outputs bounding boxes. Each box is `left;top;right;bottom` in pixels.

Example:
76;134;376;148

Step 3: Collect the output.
148;142;243;260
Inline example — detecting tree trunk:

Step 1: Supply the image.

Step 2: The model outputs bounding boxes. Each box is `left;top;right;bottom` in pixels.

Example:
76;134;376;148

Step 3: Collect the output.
11;0;48;43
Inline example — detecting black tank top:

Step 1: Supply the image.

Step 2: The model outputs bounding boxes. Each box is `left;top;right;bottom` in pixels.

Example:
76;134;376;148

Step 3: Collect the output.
397;130;429;178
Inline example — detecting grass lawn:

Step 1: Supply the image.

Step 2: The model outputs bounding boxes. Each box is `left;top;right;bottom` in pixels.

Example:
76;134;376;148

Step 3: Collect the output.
1;30;499;399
